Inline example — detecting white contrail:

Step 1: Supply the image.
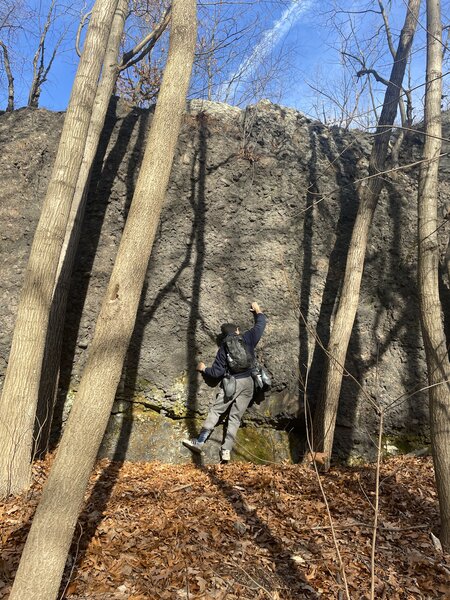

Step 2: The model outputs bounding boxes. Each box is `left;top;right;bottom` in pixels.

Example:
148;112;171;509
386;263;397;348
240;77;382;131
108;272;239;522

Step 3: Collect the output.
218;0;314;103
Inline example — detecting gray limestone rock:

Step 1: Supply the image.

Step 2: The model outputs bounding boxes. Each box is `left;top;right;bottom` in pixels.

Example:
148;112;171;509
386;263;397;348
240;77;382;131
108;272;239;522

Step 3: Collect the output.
1;100;449;462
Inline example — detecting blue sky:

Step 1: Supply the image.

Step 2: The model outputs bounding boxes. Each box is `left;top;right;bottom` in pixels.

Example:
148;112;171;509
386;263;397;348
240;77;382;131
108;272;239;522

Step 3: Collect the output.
1;0;337;112
2;0;446;124
0;0;82;111
38;55;78;111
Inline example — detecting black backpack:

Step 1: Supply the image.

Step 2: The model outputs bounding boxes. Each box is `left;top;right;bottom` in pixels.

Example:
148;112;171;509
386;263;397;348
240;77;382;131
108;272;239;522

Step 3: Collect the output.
224;334;252;373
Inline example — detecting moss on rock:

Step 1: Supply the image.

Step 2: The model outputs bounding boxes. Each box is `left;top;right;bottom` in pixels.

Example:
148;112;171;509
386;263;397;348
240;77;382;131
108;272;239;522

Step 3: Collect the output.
99;408;298;464
382;433;430;455
233;425;293;464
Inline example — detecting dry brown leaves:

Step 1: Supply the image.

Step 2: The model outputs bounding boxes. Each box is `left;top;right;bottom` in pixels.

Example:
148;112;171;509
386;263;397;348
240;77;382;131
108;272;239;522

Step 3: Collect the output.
0;456;449;599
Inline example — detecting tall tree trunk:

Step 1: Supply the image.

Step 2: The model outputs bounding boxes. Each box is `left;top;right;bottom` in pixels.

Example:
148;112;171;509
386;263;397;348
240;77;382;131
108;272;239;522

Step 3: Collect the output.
0;41;14;111
418;0;450;552
0;0;119;498
8;2;197;598
34;0;129;457
312;0;421;468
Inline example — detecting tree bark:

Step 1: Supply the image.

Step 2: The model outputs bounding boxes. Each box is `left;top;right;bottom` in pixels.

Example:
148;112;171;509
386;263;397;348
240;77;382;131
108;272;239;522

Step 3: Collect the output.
34;0;129;457
8;1;197;598
0;40;14;111
312;0;421;468
377;0;411;167
0;0;119;498
418;0;450;552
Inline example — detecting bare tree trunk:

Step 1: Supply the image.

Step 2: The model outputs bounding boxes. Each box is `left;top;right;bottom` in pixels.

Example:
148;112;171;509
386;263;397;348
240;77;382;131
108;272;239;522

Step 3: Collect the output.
0;0;119;498
8;1;196;598
418;0;450;552
377;0;412;167
27;0;67;108
0;40;14;110
312;0;421;468
28;0;56;108
390;90;408;167
34;0;129;457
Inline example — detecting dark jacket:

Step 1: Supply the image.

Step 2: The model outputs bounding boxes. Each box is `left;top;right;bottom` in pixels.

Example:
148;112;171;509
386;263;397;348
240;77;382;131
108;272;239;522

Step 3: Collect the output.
204;313;267;380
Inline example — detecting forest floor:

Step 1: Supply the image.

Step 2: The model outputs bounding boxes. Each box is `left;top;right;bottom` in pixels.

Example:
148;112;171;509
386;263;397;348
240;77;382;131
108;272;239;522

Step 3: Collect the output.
0;455;449;599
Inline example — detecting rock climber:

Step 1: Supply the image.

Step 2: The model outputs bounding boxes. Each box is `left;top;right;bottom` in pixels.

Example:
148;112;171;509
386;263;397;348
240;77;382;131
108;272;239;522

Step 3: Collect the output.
182;301;267;462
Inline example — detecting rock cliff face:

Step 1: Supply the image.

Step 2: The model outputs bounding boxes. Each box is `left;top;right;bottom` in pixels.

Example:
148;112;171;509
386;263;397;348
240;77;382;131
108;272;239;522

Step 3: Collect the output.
1;100;449;463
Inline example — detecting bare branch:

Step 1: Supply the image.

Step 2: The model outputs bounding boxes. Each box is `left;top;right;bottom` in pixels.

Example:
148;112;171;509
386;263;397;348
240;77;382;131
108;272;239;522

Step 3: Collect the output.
303;399;351;599
119;6;171;71
194;21;255;59
443;25;450;60
326;8;381;16
76;10;92;58
370;412;383;600
341;50;365;70
28;0;57;108
0;40;14;111
377;0;397;58
357;68;394;88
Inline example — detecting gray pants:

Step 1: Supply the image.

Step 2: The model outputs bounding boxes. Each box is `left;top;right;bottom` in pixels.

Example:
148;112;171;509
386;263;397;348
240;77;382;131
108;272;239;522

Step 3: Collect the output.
203;376;254;451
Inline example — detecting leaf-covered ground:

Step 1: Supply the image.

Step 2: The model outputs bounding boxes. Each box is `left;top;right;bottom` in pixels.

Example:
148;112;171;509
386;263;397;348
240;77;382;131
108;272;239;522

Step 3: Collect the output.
1;456;449;599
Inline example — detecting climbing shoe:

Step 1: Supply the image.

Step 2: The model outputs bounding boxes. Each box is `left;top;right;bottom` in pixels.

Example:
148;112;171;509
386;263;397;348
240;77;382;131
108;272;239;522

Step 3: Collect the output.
182;439;204;454
220;448;231;462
